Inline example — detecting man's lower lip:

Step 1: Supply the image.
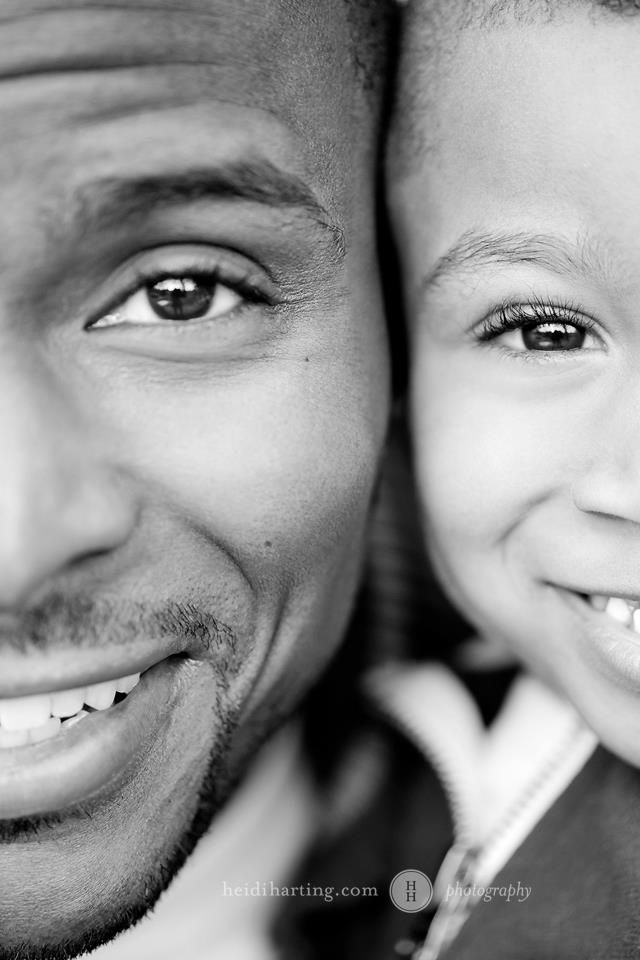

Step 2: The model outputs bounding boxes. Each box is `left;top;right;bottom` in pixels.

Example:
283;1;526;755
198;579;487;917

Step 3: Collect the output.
563;590;640;691
0;656;185;819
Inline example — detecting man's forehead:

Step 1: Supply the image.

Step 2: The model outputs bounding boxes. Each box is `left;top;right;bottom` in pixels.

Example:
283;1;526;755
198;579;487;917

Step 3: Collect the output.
0;0;352;126
0;0;367;218
0;0;272;66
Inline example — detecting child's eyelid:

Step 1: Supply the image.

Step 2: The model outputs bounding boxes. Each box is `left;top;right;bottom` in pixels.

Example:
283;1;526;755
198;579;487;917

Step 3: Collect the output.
473;299;599;342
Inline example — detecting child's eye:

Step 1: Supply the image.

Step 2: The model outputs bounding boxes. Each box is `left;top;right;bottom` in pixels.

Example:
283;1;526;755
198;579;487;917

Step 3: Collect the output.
475;300;601;354
500;319;587;352
89;274;244;329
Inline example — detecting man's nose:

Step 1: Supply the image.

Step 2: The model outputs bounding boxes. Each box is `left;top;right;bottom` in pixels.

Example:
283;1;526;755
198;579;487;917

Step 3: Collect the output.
571;383;640;525
0;353;135;609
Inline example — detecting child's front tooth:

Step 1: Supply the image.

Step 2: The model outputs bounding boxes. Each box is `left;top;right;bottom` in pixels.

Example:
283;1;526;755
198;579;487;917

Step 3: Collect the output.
590;595;608;612
50;688;86;719
84;681;117;711
632;609;640;635
0;694;51;731
606;597;633;626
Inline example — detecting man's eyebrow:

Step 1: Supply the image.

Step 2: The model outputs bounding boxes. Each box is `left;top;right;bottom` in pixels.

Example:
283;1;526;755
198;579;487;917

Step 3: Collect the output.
421;230;612;296
76;158;345;257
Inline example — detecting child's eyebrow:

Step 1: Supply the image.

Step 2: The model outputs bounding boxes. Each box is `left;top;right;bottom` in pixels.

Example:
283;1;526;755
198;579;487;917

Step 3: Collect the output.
420;229;616;297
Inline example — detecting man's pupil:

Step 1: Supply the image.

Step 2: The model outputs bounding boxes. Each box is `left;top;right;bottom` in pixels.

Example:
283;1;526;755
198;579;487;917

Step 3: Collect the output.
522;321;585;351
147;276;214;321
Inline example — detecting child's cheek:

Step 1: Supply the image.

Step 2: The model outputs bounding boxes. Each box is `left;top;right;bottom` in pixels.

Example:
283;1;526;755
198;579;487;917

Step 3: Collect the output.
411;345;590;554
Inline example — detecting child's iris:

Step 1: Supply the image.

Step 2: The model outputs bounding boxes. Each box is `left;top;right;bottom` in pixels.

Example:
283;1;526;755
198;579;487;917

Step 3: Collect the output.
521;321;585;351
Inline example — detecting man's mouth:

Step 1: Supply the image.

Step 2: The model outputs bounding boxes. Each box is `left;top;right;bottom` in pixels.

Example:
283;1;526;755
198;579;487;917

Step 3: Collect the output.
585;594;640;633
0;656;194;819
0;672;141;749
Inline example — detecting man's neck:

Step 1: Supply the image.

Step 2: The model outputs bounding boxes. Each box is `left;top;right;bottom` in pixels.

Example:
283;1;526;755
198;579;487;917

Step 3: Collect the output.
90;725;318;960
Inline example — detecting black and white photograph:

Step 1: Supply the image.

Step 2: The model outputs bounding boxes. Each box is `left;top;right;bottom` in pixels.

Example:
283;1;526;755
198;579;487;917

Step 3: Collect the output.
1;1;639;958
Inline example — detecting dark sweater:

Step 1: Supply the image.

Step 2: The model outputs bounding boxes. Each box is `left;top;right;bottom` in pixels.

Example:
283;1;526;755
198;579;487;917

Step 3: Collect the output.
277;724;640;960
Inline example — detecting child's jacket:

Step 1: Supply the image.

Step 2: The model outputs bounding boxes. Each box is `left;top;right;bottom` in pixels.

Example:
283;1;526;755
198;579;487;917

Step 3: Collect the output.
277;663;640;960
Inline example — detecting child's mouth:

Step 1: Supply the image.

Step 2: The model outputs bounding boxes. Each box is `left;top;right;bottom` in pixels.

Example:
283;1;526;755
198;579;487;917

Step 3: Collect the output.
583;594;640;634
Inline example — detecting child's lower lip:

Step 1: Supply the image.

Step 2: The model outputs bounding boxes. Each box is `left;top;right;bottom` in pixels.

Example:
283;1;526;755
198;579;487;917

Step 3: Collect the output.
564;590;640;692
0;656;185;820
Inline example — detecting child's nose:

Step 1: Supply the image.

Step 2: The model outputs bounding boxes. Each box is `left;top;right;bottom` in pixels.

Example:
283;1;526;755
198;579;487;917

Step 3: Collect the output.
571;388;640;525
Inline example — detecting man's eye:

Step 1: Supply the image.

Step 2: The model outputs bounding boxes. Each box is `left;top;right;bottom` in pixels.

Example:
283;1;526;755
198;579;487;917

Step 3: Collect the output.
90;274;243;329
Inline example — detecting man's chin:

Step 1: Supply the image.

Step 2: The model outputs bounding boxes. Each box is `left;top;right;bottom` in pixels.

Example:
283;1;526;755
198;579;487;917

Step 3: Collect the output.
0;728;241;960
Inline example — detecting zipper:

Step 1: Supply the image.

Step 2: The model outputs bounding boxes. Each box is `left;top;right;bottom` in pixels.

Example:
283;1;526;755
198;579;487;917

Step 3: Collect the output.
417;718;592;960
417;845;480;960
364;663;478;960
365;663;597;960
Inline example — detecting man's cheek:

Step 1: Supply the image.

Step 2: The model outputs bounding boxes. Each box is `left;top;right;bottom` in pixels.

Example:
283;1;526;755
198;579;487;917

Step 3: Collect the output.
122;370;378;559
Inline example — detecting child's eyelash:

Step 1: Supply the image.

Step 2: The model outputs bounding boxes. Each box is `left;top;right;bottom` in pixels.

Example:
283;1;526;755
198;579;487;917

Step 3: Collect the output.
476;297;596;342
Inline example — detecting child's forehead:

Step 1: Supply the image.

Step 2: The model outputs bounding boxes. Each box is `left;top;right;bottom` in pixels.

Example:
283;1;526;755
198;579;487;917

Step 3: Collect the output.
389;11;640;309
390;0;640;184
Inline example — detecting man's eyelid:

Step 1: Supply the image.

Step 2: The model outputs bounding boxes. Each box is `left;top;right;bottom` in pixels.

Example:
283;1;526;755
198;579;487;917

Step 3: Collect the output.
83;244;281;331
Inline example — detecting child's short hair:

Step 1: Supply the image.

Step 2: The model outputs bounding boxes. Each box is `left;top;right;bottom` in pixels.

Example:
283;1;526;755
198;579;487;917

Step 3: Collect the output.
389;0;640;178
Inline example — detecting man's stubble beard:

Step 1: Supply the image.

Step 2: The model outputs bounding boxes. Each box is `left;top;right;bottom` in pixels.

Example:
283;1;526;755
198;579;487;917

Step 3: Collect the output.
0;695;244;960
0;595;261;960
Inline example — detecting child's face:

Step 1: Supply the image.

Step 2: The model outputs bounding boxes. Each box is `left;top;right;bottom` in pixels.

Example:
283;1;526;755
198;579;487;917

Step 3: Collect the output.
391;13;640;763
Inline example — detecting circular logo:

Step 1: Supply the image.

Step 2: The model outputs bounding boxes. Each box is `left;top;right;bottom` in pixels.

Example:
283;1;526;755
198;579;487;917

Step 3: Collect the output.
389;870;434;913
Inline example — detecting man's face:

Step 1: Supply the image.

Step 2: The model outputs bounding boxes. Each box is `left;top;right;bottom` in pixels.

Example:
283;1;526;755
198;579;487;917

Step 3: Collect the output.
391;13;640;764
0;1;389;954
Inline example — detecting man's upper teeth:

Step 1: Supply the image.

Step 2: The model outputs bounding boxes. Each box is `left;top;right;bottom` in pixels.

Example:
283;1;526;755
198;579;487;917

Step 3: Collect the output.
593;595;640;629
0;673;140;740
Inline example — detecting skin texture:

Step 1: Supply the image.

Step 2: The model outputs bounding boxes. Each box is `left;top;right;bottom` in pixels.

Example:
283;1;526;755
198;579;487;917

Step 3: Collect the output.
0;0;389;955
390;11;640;767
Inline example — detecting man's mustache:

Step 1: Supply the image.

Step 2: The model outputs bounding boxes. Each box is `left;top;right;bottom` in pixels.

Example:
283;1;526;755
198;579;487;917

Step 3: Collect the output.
0;593;236;656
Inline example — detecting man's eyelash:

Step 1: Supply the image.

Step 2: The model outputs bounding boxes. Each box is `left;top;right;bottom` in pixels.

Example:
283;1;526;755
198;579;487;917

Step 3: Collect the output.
128;267;270;306
476;297;596;341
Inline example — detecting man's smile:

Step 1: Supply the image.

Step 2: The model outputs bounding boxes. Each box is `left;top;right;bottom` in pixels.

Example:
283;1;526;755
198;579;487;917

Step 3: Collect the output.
0;598;239;822
0;669;140;748
0;656;191;820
